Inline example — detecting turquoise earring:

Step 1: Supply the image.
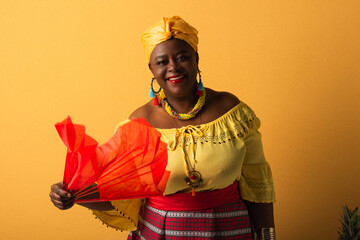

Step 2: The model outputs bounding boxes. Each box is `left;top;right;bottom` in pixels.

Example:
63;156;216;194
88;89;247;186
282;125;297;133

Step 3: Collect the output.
196;69;204;96
149;78;155;97
198;69;204;91
149;78;161;105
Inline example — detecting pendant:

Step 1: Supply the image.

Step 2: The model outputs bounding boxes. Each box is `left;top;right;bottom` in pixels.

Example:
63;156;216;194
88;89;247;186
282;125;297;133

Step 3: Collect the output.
184;170;203;189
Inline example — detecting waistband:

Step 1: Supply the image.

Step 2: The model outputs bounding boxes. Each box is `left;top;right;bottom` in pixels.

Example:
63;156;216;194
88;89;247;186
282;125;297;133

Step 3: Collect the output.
147;181;240;211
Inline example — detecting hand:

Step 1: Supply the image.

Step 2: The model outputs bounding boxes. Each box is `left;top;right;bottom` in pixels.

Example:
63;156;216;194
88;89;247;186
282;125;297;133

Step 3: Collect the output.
49;182;75;210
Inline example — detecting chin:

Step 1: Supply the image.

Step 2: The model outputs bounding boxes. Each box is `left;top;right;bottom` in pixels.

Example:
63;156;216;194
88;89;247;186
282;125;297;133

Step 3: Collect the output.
168;87;197;99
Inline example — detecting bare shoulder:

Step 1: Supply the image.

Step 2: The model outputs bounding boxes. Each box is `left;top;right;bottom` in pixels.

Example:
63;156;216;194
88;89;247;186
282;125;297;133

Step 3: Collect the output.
206;88;241;112
128;100;154;120
128;100;168;128
199;88;241;122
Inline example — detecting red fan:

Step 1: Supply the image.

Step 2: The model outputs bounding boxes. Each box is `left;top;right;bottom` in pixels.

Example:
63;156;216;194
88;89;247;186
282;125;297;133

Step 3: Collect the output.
55;117;170;202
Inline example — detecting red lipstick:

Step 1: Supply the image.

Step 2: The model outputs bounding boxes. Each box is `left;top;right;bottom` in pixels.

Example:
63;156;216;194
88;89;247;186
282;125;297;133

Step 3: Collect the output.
167;75;184;84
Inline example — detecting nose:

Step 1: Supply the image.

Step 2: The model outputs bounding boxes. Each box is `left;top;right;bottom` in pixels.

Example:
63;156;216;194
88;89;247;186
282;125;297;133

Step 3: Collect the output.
168;58;179;72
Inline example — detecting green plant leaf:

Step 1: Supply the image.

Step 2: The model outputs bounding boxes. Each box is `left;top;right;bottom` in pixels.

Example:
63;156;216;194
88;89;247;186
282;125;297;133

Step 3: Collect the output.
338;205;360;240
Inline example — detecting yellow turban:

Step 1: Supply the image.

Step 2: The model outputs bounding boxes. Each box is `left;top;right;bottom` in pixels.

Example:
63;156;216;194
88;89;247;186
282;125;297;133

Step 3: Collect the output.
141;16;198;61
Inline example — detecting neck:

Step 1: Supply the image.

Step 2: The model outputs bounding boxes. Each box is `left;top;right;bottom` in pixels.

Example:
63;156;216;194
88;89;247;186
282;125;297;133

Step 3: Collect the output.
164;86;198;114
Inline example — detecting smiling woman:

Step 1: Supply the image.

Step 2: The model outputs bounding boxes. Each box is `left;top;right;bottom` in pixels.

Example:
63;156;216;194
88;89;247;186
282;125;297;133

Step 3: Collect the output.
149;39;198;100
49;16;276;240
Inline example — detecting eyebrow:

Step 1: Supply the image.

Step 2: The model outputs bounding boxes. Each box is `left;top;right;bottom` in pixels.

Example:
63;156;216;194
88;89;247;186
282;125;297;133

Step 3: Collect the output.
154;55;167;61
154;50;189;61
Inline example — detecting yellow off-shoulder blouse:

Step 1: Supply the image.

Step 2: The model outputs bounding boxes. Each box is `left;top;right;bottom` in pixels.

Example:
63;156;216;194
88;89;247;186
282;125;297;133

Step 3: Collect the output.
92;102;275;231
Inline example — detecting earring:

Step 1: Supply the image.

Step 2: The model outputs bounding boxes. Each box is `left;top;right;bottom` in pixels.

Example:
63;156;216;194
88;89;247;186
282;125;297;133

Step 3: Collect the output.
150;78;161;105
149;78;161;97
196;68;204;96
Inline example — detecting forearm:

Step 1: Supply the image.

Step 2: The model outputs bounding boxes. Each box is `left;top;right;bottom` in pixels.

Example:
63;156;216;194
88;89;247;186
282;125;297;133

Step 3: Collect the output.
75;184;115;211
76;201;114;211
244;201;275;239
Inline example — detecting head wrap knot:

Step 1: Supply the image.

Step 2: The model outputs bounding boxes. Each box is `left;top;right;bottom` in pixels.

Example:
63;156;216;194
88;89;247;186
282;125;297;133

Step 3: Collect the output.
141;16;198;61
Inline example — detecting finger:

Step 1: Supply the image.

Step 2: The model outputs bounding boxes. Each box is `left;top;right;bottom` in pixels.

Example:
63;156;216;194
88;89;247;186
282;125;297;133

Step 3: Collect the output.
63;201;75;210
58;190;71;198
49;190;74;203
49;188;69;198
61;196;75;205
49;191;62;201
58;199;75;210
51;197;75;210
49;195;74;210
55;203;70;210
51;198;65;206
51;184;71;198
50;182;62;191
52;199;74;208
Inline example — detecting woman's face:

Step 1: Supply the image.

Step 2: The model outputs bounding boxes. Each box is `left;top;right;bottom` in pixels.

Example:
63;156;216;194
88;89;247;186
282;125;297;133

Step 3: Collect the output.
149;38;198;99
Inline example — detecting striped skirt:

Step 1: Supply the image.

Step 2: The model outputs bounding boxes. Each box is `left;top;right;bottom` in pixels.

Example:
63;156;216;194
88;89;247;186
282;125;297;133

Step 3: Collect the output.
127;199;255;240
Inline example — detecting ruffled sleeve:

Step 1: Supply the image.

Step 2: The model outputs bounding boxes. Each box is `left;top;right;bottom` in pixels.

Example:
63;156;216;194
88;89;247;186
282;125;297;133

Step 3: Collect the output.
91;199;143;231
90;120;144;231
238;105;276;203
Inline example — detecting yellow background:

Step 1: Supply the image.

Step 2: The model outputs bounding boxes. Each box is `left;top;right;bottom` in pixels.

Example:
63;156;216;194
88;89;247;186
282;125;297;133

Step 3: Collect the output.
1;1;359;239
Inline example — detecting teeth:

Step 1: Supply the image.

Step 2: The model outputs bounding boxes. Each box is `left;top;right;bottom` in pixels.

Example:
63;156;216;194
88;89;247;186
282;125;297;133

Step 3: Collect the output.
168;76;183;80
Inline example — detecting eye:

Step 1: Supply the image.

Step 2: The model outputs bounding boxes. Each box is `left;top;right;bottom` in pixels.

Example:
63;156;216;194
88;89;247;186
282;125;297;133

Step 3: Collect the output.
177;55;189;62
156;59;168;65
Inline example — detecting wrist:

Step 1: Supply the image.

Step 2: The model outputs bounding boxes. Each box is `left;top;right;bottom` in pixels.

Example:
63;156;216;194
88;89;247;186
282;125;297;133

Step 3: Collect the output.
259;227;275;240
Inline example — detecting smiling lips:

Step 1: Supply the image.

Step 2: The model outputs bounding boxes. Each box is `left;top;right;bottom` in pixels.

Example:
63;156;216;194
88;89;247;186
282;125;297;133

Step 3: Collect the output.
167;75;184;84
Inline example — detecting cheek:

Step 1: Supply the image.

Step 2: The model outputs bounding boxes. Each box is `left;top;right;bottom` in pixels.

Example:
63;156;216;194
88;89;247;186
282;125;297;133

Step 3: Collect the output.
152;70;167;86
152;68;165;78
186;60;198;72
187;64;198;77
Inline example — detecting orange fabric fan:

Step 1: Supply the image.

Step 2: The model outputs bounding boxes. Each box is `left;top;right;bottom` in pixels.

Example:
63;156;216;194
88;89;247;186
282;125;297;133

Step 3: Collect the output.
55;117;170;202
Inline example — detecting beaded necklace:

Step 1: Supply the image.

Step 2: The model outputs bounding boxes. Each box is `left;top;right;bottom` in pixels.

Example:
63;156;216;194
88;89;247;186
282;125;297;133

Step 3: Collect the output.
158;89;206;121
157;88;206;195
169;110;204;196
